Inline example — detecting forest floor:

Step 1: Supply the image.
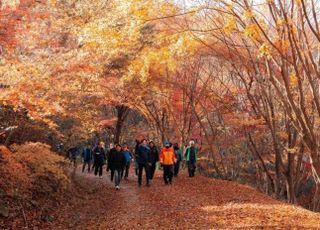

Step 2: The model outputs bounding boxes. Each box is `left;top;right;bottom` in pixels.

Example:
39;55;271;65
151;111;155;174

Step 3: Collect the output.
2;144;320;229
46;166;320;230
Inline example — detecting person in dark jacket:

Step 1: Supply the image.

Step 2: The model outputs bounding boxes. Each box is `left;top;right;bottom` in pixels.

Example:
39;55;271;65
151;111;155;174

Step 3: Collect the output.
82;144;93;173
134;139;140;176
148;141;159;181
108;144;126;190
137;139;151;187
68;147;79;167
173;143;183;177
106;143;115;172
107;145;116;180
93;142;106;178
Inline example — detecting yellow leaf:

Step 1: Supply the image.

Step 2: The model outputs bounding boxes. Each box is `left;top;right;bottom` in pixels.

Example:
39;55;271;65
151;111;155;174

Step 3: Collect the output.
243;24;261;41
244;10;254;20
290;72;298;87
223;17;237;34
258;43;272;59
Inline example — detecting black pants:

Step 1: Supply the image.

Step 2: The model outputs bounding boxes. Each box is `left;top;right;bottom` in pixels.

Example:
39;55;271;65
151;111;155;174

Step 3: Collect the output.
149;163;156;180
111;169;114;181
94;162;103;176
163;165;173;184
138;163;149;186
82;161;91;172
91;160;96;173
122;162;130;178
187;161;196;177
174;162;180;176
135;161;139;176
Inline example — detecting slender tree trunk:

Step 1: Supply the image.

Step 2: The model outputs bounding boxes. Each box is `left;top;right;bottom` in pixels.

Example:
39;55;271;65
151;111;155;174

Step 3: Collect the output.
287;152;296;203
248;133;275;194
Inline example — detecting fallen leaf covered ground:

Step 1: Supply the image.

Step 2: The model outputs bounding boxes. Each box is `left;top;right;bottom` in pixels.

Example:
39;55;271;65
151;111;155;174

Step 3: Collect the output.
47;166;320;230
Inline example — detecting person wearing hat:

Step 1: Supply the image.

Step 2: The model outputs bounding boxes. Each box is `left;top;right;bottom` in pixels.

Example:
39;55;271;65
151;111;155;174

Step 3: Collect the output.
160;141;176;185
185;140;199;177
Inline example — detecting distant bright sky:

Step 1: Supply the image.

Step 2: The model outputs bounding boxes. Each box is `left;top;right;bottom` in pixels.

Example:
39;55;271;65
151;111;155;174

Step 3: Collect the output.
174;0;201;8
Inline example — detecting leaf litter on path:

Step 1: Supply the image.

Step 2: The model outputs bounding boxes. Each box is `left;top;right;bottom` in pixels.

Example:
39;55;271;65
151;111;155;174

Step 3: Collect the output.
50;167;320;230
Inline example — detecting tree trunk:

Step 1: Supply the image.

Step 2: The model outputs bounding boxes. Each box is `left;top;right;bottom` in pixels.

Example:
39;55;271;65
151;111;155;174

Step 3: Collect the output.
114;105;130;144
287;152;296;203
248;133;275;194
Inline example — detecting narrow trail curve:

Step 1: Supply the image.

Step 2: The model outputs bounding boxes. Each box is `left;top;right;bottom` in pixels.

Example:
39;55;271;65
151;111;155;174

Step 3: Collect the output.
51;166;320;230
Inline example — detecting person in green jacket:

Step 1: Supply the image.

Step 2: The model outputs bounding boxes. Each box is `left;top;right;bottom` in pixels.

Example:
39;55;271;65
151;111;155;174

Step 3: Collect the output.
173;143;183;177
185;140;198;177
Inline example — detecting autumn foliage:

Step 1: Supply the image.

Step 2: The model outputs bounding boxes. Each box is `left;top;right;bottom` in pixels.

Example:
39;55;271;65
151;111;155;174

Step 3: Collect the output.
2;0;320;227
0;143;70;228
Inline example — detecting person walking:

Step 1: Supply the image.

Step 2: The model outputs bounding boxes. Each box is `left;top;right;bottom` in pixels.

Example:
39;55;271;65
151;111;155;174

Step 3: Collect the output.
93;142;106;178
67;146;79;167
108;144;126;190
149;141;159;182
137;139;151;187
185;140;199;177
134;139;140;176
107;144;117;180
173;143;183;177
160;141;176;185
106;143;115;172
82;144;93;173
122;144;132;180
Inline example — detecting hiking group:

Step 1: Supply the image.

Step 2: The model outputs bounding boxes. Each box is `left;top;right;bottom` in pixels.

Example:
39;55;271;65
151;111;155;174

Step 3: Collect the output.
68;139;199;190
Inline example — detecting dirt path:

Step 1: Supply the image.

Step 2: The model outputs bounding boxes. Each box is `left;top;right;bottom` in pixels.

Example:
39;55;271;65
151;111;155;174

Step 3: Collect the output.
49;167;320;230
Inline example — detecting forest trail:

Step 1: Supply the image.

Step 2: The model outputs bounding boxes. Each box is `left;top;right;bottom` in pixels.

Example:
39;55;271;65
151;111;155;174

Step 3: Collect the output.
49;167;320;230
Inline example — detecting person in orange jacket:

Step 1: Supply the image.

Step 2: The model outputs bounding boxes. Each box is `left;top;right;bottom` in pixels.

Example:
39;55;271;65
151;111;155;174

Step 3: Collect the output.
160;141;176;185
